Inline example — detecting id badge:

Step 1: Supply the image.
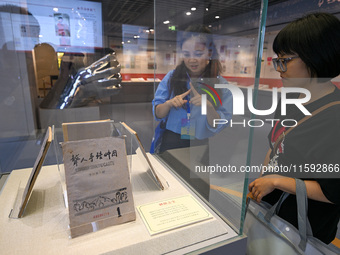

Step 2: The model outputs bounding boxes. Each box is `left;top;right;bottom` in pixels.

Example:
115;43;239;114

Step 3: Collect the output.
181;118;195;140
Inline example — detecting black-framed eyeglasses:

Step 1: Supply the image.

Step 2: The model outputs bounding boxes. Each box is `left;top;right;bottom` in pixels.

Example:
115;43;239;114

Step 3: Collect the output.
272;56;299;72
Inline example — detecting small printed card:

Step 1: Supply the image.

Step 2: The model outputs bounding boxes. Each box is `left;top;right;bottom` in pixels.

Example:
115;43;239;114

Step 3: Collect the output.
137;195;213;235
180;118;195;140
62;136;136;238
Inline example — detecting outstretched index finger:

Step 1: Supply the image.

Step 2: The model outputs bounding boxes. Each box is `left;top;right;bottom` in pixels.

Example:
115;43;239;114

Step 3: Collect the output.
189;82;199;96
179;89;191;99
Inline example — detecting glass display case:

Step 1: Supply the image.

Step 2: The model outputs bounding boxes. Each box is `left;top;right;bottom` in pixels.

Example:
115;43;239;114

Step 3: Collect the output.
1;0;339;253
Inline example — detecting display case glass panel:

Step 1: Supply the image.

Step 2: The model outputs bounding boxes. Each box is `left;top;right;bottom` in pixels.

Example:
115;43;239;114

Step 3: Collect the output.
1;0;339;252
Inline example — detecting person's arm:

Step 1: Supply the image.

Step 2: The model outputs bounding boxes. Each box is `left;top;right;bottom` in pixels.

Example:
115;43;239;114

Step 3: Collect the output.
247;149;273;201
155;101;172;119
155;89;191;119
189;82;220;127
205;100;220;127
263;149;272;168
248;175;332;203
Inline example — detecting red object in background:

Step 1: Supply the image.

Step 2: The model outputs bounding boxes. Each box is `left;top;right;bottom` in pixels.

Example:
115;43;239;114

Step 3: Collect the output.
267;57;272;66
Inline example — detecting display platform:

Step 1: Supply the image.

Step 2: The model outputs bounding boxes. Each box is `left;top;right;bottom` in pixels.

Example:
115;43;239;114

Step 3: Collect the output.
0;154;246;254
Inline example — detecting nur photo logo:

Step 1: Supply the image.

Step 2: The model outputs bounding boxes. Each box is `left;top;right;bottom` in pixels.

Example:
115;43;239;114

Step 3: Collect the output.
198;81;222;115
200;83;312;128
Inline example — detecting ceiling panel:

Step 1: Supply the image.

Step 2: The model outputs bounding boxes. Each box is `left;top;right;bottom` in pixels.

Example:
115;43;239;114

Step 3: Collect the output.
95;0;289;32
90;0;291;45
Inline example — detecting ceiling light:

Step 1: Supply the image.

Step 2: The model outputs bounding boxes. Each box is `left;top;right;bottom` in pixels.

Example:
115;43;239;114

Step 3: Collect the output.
206;7;209;11
186;12;191;16
163;20;170;24
215;15;220;19
191;7;196;11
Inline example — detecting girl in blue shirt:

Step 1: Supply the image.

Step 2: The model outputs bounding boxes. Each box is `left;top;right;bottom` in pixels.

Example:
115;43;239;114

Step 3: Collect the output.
152;25;232;153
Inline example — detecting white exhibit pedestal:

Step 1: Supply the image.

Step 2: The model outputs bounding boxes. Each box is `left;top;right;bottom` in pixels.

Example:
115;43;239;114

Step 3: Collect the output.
0;154;246;254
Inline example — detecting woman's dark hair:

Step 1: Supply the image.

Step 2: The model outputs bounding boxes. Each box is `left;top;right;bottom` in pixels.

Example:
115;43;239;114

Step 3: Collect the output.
169;24;221;97
273;12;340;81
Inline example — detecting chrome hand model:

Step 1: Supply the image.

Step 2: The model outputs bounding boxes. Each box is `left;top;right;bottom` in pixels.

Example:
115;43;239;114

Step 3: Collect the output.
40;51;122;109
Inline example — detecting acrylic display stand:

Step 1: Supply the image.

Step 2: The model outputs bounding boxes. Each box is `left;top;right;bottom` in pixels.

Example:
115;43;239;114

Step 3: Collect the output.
9;126;57;219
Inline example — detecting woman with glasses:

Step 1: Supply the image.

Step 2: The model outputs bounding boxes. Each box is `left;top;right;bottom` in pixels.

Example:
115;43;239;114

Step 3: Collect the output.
249;12;340;244
152;25;232;153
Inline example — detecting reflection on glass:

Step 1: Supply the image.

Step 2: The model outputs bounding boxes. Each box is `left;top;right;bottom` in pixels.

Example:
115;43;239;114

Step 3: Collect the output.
0;4;41;139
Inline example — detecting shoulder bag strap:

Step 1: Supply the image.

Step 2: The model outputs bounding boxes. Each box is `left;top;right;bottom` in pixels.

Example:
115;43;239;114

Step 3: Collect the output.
273;101;340;154
264;192;290;221
295;178;313;251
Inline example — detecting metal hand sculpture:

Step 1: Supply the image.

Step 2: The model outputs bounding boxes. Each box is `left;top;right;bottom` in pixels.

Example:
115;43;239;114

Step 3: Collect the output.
40;51;122;109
